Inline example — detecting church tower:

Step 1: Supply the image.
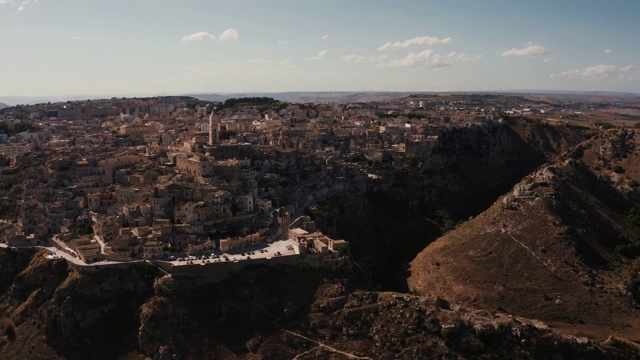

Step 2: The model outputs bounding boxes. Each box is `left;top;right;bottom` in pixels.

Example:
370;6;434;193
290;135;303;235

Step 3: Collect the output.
208;111;219;145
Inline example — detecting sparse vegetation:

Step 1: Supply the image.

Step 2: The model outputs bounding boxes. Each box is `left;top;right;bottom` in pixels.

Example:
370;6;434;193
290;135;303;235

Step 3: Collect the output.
617;205;640;258
0;121;41;136
629;270;640;308
594;121;615;129
4;322;16;342
222;97;285;111
435;209;458;232
71;221;93;235
626;205;640;227
612;130;633;158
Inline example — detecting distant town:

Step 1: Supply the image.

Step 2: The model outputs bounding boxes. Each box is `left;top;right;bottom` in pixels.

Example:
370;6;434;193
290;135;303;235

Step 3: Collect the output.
0;94;634;278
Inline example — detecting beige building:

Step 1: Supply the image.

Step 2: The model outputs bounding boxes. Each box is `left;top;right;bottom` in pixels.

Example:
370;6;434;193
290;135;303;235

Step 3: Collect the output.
219;231;263;252
143;241;164;259
0;143;31;158
119;124;160;136
71;238;102;264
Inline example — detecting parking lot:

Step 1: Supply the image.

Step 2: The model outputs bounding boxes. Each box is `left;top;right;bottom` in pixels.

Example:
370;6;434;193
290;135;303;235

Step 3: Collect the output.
167;238;298;266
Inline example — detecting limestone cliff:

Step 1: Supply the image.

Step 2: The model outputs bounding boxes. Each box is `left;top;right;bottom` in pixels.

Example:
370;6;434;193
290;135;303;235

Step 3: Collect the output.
2;249;637;359
0;248;157;360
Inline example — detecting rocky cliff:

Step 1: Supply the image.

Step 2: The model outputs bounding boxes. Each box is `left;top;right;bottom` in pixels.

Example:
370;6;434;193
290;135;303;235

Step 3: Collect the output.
0;248;157;360
1;249;638;359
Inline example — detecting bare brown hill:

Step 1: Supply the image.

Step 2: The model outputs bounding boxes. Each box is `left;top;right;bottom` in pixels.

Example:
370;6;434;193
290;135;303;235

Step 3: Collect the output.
408;130;640;342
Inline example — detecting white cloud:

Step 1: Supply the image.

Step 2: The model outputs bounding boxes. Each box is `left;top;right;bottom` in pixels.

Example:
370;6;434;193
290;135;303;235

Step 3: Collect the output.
182;29;240;44
380;50;481;68
278;40;289;45
1;0;38;11
551;64;634;79
321;34;329;40
543;57;555;63
604;49;612;54
71;36;83;41
217;29;239;43
181;31;216;42
582;64;618;77
341;54;388;63
377;36;453;51
181;29;239;43
303;50;328;61
501;44;548;58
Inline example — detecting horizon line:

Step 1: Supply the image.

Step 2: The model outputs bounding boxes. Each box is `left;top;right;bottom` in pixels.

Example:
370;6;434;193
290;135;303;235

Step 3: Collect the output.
1;89;639;106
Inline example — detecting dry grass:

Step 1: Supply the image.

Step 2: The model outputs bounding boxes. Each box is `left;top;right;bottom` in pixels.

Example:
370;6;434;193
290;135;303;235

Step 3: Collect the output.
409;142;640;342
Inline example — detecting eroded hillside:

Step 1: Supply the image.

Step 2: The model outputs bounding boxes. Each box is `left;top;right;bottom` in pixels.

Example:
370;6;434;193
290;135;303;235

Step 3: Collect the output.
409;129;640;342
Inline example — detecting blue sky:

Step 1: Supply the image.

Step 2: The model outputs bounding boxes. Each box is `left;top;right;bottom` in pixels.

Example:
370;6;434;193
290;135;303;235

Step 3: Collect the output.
1;0;639;97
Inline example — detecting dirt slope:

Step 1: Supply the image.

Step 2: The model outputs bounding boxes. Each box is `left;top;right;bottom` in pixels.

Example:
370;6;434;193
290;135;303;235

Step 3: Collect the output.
409;141;640;341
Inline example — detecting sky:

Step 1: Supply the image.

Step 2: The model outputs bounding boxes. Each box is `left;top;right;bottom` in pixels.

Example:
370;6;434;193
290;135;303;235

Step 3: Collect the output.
1;0;639;97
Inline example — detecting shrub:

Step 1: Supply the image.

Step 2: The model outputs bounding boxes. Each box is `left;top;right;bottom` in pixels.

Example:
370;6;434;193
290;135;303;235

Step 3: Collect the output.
594;121;614;129
628;270;640;308
4;323;16;341
616;243;640;258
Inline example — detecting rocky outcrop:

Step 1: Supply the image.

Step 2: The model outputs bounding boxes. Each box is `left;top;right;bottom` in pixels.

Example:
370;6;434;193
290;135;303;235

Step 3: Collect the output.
303;284;636;359
0;248;157;360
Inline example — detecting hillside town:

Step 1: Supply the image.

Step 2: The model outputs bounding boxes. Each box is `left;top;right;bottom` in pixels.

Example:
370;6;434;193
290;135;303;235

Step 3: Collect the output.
0;95;521;274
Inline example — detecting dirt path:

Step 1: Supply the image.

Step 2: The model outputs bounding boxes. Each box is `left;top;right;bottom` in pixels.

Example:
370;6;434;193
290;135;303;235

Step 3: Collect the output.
247;300;373;360
282;328;373;360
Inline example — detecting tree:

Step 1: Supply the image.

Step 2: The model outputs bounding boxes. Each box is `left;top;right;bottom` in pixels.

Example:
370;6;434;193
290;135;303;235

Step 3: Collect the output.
4;323;16;342
219;130;237;140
